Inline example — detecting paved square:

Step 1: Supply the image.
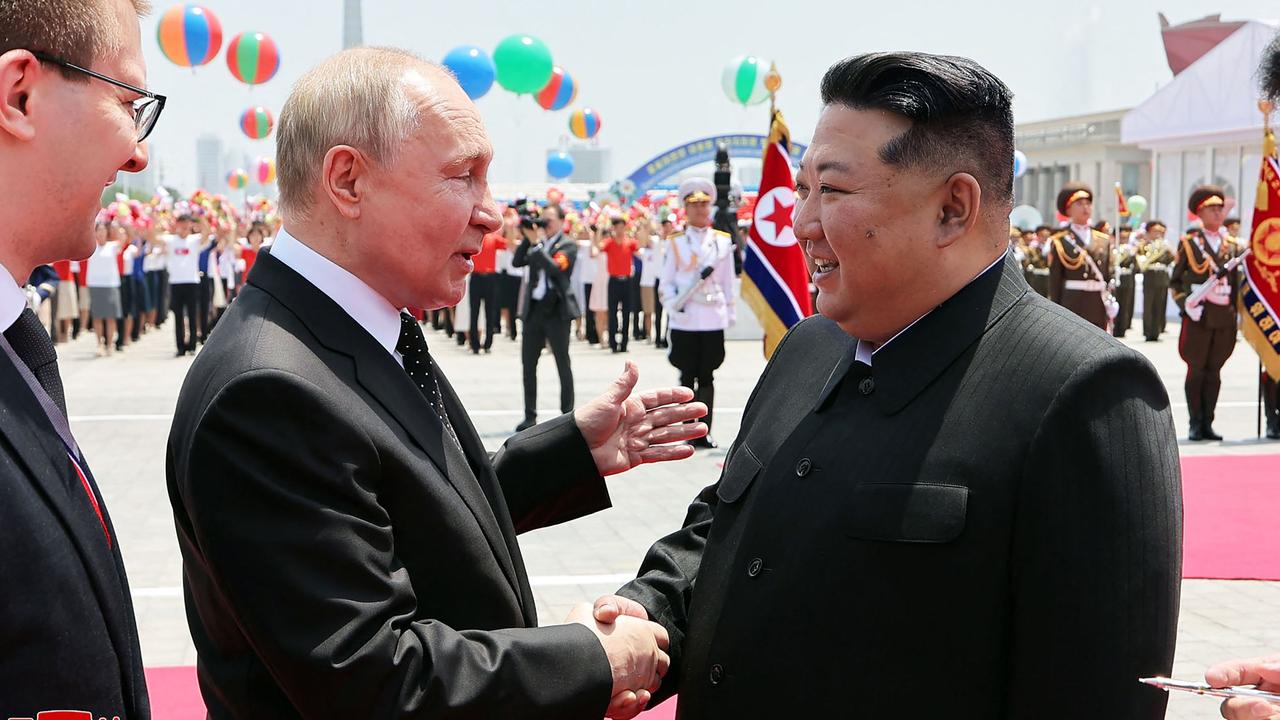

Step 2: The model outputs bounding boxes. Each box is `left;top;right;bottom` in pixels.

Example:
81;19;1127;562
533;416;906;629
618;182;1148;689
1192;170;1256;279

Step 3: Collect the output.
58;312;1279;718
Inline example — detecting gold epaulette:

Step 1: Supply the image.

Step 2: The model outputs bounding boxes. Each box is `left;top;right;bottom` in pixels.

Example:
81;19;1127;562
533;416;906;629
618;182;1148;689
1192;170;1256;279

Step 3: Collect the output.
1091;229;1111;242
1049;230;1070;241
713;229;731;238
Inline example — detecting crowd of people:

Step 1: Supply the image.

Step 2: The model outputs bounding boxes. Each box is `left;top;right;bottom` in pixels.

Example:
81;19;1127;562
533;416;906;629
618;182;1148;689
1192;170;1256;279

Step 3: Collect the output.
25;192;279;358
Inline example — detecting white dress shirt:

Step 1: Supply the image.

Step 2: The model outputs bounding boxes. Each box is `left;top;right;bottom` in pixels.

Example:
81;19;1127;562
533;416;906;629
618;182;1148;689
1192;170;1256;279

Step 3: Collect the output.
0;261;27;332
1201;227;1224;254
269;227;405;367
1069;223;1092;246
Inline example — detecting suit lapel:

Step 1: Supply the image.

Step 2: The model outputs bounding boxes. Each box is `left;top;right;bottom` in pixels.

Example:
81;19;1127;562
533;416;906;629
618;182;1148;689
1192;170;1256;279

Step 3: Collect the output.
249;252;525;604
433;372;526;612
0;351;137;704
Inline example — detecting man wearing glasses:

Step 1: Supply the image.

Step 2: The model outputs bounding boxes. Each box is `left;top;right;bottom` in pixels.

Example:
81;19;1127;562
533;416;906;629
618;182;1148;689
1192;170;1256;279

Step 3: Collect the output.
0;0;160;717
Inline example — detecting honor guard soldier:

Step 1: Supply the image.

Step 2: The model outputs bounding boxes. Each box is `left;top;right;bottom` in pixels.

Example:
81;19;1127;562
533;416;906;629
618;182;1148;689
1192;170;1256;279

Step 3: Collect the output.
1016;229;1050;297
1138;220;1175;341
1171;184;1246;441
1047;183;1115;330
1263;371;1280;440
1112;224;1138;337
659;178;736;449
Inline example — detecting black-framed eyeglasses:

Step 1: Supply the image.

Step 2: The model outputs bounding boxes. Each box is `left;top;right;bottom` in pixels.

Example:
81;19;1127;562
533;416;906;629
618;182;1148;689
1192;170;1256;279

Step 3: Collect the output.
32;52;166;142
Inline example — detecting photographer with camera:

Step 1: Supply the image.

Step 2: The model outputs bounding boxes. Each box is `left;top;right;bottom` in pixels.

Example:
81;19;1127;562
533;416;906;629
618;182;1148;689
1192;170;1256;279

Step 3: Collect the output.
512;205;580;432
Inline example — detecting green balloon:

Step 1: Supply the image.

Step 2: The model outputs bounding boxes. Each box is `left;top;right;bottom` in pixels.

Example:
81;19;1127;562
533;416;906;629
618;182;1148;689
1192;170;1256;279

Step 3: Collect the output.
1127;195;1148;220
493;35;553;94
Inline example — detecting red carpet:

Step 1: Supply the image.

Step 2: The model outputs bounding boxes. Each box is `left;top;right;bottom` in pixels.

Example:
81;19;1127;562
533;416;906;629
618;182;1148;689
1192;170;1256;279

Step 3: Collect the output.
145;665;677;719
1182;454;1280;580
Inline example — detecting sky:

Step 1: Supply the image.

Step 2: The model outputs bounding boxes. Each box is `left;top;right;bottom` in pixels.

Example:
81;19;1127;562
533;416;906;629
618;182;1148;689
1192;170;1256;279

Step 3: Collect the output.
136;0;1280;193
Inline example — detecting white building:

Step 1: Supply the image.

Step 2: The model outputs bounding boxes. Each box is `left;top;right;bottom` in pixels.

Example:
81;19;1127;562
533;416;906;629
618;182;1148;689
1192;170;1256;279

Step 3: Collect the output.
1122;20;1279;238
1015;109;1152;227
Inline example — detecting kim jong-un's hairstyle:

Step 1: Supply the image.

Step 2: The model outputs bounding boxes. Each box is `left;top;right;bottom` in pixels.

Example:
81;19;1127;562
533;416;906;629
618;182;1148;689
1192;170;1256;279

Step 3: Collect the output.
820;52;1015;211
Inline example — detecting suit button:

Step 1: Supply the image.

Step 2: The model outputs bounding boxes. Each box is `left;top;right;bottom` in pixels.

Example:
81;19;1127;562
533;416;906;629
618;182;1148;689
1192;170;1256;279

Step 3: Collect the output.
710;664;725;685
747;558;763;577
795;457;812;477
859;377;875;396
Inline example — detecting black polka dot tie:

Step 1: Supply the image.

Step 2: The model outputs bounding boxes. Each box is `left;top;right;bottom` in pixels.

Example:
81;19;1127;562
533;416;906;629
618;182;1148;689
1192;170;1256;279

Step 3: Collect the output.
396;312;459;445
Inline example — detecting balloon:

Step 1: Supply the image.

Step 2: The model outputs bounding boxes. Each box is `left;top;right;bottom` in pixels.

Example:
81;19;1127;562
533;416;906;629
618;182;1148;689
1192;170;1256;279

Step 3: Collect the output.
493;35;553;94
239;106;275;139
1013;150;1028;179
1224;196;1238;215
1126;195;1148;220
227;31;280;86
568;108;601;139
157;4;222;68
1009;204;1043;230
255;157;276;185
535;66;578;111
442;45;495;100
227;169;249;190
547;187;565;203
547;152;575;179
721;55;772;107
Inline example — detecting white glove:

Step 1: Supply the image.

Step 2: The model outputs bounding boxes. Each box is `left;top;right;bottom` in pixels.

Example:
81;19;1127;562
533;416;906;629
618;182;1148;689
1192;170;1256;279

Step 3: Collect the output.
1185;299;1204;323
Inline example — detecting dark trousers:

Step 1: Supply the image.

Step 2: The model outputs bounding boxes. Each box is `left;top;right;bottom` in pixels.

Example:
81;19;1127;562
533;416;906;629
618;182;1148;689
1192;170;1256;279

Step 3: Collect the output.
1142;271;1169;340
155;269;170;325
630;272;644;338
499;272;522;339
668;329;726;431
1264;374;1280;436
198;275;214;342
607;276;632;350
1113;272;1135;337
583;283;599;344
468;273;499;352
170;282;200;352
521;298;573;420
652;279;665;343
1179;321;1236;429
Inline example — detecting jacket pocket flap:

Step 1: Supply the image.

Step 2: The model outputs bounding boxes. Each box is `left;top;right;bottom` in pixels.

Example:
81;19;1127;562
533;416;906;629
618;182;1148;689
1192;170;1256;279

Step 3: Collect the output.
716;445;763;504
846;483;968;543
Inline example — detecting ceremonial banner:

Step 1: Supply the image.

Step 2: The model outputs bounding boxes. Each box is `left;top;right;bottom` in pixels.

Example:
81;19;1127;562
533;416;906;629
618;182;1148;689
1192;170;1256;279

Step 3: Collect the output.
742;110;814;358
1241;128;1280;381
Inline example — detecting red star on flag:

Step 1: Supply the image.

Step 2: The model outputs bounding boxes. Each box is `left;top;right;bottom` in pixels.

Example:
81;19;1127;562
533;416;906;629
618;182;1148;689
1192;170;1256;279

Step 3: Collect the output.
762;194;794;234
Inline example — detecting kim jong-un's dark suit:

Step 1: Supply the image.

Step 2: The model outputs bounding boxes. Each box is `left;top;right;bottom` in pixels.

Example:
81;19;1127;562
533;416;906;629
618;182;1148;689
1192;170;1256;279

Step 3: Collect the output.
616;252;1182;719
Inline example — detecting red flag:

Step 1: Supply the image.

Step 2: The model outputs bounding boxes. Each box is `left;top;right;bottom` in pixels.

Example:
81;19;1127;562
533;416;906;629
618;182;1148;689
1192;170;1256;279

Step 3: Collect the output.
1241;128;1280;381
1115;183;1129;216
742;110;814;358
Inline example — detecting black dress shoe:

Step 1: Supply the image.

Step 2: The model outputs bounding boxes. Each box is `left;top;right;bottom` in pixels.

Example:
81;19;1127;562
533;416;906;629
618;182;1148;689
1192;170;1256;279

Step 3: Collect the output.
175;349;187;357
1201;425;1224;441
689;435;718;449
514;417;536;432
1266;425;1280;440
1189;425;1204;442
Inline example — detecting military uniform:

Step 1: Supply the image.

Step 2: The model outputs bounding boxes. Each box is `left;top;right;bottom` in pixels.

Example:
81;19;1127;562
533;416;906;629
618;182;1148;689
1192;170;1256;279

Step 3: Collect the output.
1170;185;1245;440
660;178;736;449
1112;239;1137;337
1138;234;1175;341
1019;240;1050;297
1047;184;1114;330
1262;372;1280;439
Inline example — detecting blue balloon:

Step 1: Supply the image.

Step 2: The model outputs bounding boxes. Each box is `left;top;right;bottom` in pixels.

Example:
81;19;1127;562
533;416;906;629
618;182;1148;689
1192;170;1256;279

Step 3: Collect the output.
1013;150;1028;179
547;151;575;179
442;45;495;100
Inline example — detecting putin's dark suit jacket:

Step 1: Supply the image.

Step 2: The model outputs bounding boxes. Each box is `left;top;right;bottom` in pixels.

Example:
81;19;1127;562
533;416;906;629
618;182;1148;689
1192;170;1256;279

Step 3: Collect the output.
618;253;1182;719
167;251;615;718
0;338;149;718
